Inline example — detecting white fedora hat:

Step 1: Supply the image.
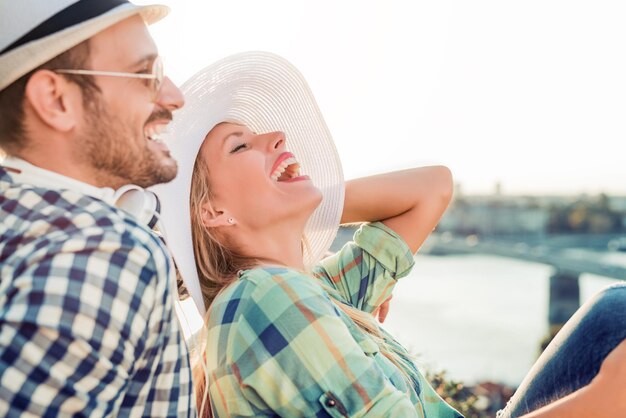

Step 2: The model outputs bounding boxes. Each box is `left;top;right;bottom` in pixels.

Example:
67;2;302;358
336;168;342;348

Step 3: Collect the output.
0;0;169;91
151;51;345;313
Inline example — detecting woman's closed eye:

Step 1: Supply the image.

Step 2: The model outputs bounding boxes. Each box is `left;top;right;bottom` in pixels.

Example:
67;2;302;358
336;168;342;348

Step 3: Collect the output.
229;143;249;154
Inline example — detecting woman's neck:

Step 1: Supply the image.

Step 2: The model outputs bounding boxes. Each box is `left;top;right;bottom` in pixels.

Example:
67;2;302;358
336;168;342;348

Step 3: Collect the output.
235;222;306;271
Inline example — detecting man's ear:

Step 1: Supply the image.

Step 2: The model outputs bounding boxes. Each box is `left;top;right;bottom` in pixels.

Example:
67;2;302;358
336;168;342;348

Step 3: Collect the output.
200;201;236;228
24;70;81;132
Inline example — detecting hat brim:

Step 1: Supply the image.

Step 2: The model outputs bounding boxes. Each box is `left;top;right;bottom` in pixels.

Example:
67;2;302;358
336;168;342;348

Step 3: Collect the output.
151;52;344;314
0;3;169;91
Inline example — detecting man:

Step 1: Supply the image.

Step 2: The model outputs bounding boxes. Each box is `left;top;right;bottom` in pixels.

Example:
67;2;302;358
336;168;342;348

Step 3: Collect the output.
0;1;195;416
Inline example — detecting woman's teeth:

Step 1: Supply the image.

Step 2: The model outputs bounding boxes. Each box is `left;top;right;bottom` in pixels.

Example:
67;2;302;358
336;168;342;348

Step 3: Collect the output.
271;157;301;181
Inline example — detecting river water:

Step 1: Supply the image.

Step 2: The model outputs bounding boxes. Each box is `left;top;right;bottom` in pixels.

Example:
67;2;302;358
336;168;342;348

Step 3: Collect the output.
382;253;618;386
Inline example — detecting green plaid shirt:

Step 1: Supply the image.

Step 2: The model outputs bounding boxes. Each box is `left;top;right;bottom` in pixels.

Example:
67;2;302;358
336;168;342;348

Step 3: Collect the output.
204;222;462;417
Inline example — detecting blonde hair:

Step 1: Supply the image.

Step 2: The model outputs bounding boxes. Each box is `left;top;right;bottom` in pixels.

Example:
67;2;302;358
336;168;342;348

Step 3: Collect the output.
190;139;414;417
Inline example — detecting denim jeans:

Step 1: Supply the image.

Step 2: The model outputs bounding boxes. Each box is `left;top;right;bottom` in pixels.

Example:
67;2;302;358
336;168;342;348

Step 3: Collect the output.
497;283;626;417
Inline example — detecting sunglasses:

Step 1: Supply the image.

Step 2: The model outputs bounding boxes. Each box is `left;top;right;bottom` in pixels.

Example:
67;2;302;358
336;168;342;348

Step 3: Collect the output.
54;56;164;101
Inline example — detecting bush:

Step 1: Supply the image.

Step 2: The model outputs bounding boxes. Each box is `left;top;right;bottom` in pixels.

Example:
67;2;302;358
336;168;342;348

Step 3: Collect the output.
427;370;513;418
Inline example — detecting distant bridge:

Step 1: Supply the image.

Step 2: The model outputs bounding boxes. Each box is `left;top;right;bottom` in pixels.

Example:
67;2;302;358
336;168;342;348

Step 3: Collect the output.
422;234;626;281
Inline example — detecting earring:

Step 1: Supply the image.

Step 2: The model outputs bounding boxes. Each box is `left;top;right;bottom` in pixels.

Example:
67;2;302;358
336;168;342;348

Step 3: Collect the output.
227;217;235;224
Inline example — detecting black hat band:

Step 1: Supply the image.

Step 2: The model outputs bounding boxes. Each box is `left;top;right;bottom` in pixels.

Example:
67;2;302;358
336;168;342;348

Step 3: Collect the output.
1;0;129;55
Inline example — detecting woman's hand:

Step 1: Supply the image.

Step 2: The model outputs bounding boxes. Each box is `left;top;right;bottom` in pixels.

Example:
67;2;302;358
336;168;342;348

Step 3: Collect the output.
372;295;392;323
341;166;453;253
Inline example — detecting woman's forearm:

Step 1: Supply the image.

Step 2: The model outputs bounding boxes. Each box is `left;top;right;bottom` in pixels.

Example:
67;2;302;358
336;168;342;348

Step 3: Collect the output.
341;165;453;253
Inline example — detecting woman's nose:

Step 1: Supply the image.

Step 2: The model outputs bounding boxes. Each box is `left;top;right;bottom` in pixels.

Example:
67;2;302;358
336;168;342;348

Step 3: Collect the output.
263;131;286;151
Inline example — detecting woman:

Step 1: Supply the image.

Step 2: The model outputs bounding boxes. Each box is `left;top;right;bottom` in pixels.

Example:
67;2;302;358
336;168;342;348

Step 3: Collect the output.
153;52;626;417
191;122;457;417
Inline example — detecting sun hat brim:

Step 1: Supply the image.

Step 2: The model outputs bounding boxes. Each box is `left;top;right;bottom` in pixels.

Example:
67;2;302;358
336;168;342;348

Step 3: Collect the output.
151;51;345;314
0;3;169;91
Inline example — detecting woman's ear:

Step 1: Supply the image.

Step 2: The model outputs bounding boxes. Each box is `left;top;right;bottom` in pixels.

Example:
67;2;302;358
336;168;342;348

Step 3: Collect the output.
200;201;236;228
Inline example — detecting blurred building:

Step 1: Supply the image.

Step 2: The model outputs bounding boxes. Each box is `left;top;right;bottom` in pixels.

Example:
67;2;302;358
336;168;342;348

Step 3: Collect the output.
439;196;550;237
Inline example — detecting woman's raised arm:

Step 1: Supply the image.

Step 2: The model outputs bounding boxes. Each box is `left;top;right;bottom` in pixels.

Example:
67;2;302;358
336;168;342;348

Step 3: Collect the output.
341;165;453;254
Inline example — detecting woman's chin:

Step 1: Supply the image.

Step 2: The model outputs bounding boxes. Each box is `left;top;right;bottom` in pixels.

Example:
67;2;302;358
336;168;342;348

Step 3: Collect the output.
305;188;324;212
286;183;323;213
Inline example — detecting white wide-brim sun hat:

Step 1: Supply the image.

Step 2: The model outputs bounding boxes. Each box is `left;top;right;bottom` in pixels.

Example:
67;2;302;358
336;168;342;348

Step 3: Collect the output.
151;52;345;314
0;0;169;91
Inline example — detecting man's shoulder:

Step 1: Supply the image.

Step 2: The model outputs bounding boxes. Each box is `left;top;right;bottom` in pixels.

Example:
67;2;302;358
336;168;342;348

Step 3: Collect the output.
0;183;172;310
3;183;154;238
1;183;168;272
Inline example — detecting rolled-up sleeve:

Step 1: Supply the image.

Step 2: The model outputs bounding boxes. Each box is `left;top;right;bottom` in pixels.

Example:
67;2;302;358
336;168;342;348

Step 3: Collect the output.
313;222;415;313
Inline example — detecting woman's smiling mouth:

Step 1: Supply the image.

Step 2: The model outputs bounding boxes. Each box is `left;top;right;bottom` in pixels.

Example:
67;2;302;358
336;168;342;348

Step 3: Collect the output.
270;152;302;182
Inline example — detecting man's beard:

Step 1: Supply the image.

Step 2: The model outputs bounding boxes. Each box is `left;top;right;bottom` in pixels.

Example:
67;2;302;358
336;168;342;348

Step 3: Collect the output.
79;98;178;189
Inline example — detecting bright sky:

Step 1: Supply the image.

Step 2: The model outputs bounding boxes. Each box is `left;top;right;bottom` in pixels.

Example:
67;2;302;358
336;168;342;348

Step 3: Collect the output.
137;0;626;196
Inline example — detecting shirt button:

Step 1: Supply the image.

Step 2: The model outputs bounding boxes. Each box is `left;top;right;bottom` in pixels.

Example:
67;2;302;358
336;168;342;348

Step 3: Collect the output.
326;399;336;407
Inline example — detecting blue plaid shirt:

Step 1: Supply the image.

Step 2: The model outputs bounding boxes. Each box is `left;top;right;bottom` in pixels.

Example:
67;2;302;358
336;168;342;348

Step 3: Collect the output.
0;166;195;417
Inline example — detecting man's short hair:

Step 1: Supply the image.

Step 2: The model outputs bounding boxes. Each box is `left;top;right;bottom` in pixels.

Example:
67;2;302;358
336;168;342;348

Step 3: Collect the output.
0;40;99;155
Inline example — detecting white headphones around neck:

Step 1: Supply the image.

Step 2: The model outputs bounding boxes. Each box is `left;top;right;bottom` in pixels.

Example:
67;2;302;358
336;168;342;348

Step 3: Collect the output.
3;162;161;229
113;184;161;229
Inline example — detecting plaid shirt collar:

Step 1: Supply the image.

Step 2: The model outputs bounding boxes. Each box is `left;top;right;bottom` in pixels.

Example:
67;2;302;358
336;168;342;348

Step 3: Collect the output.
1;156;116;202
